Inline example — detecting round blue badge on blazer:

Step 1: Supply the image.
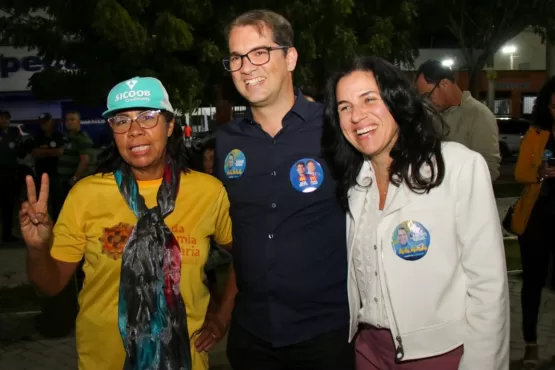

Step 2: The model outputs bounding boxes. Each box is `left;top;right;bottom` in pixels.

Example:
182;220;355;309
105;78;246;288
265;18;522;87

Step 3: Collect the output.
224;149;246;179
289;158;324;193
392;221;430;261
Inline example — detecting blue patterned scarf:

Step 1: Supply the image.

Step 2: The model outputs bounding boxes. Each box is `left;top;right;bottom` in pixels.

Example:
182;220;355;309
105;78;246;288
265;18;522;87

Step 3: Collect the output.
115;159;192;370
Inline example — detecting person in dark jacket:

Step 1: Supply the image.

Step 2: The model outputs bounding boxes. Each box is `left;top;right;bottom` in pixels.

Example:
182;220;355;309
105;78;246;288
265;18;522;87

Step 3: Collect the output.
0;110;28;243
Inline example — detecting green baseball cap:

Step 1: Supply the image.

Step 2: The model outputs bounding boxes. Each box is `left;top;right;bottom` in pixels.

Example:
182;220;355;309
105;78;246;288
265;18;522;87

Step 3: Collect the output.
102;77;174;118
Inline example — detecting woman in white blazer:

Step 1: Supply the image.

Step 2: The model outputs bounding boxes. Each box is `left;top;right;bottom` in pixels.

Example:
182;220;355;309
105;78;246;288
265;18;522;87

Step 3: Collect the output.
322;56;510;370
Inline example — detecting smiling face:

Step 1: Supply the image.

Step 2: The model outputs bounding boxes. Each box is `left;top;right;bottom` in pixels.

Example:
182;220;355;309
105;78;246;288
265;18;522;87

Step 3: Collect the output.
307;161;316;173
397;228;408;245
296;162;305;175
336;70;399;159
227;154;235;169
111;110;174;178
227;24;297;108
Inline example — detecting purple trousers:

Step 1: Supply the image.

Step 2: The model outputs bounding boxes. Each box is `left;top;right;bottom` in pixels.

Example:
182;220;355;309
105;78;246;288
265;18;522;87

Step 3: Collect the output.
355;325;464;370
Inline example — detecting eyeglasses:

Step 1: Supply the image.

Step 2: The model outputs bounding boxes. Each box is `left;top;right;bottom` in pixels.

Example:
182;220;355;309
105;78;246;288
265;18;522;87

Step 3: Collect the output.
107;110;161;134
222;46;289;72
422;83;439;98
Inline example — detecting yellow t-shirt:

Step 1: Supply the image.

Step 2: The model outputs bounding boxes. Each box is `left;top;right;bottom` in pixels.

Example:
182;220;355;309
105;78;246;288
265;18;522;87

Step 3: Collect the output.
51;170;232;370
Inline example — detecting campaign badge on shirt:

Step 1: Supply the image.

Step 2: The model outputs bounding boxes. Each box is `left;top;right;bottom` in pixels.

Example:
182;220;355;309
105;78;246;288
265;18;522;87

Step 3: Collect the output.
50;141;57;148
289;158;324;193
224;149;246;179
392;220;430;261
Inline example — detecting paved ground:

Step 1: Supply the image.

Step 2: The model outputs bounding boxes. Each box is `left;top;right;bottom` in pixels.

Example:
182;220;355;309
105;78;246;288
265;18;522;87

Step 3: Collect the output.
0;276;554;369
0;310;231;370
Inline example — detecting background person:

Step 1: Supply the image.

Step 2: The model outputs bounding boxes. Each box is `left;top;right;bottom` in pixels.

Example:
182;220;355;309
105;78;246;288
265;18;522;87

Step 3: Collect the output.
415;60;501;181
31;112;64;216
53;110;94;220
0;110;27;244
195;137;233;297
511;76;555;369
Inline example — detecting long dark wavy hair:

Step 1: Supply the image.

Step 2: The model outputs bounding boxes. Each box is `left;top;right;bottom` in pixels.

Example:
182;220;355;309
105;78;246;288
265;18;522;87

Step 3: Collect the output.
532;76;555;131
96;110;192;174
322;56;446;210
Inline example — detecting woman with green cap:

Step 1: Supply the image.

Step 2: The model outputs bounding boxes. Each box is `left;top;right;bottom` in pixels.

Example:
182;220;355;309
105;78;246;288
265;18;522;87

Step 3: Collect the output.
20;77;236;370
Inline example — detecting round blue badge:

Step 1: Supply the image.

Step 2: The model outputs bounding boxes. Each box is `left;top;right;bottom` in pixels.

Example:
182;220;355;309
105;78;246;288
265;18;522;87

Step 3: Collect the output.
289;158;324;193
224;149;246;179
392;221;430;261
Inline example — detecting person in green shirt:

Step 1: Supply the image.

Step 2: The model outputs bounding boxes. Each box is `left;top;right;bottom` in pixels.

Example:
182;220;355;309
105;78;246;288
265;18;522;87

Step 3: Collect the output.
53;110;93;220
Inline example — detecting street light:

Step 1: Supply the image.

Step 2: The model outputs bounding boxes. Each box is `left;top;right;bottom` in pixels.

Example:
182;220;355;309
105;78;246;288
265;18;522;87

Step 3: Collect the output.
502;45;517;54
441;58;454;67
501;45;517;70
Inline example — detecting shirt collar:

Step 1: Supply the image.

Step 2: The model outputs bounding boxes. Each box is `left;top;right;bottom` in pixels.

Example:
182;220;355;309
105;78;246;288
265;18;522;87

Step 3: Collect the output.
443;90;472;114
356;159;374;187
242;89;312;124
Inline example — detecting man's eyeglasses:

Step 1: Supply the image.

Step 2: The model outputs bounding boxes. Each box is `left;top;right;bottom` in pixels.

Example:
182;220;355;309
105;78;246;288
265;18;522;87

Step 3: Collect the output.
422;83;440;98
222;46;289;72
107;110;161;134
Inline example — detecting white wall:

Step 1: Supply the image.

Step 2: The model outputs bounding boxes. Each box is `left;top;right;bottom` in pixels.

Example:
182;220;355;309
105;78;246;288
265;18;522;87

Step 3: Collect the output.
492;27;546;70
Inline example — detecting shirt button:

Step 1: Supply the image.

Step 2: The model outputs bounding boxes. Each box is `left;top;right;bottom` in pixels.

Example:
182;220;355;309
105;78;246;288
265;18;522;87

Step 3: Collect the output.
268;234;274;239
375;271;378;276
374;245;377;250
271;171;276;176
374;297;379;303
271;203;277;208
272;139;277;144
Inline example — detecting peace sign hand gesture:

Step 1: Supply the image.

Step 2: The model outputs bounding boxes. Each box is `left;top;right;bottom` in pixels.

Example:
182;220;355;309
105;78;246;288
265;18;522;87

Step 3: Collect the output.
19;174;53;250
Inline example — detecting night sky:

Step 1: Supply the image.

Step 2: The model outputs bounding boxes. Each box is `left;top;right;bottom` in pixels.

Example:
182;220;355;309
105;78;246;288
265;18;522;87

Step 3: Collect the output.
418;28;459;48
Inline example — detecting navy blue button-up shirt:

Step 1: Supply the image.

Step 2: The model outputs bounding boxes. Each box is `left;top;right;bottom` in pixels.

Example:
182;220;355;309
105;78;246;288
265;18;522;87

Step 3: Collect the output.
214;93;349;347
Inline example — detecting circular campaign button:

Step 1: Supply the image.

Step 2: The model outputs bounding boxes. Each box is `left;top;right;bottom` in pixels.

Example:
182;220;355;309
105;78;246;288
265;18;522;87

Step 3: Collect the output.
289;158;324;193
392;221;430;261
224;149;246;179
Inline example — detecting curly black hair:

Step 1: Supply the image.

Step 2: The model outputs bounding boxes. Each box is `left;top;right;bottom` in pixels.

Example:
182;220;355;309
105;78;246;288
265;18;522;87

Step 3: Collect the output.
322;56;446;210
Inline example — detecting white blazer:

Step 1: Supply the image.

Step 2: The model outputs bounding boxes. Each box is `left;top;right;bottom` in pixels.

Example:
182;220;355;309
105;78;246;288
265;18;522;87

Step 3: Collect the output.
346;142;510;370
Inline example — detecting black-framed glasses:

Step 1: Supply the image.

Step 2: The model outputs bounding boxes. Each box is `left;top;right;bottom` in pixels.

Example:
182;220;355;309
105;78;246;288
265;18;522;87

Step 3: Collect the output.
422;82;439;98
222;46;289;72
107;110;161;134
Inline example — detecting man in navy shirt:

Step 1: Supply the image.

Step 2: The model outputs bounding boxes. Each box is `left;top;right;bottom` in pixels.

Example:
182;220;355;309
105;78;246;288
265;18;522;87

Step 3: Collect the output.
215;9;352;370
